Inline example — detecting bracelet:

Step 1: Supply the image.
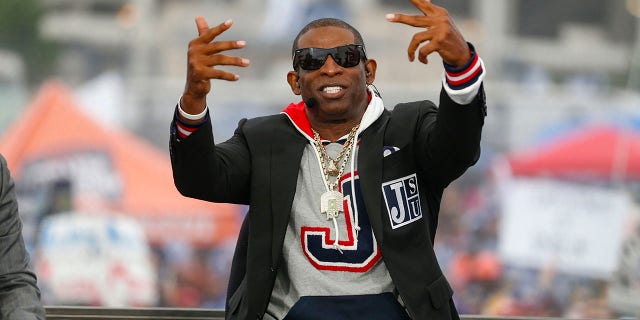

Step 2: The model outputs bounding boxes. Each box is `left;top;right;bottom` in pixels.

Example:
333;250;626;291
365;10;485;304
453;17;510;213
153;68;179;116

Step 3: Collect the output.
178;97;208;120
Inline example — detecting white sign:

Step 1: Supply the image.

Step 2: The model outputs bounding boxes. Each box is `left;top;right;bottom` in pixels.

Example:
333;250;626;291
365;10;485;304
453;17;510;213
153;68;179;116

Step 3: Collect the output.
36;212;158;306
498;178;631;278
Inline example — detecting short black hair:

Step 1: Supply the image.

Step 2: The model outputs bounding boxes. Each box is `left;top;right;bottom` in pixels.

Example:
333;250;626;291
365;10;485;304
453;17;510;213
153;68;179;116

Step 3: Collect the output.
291;18;366;57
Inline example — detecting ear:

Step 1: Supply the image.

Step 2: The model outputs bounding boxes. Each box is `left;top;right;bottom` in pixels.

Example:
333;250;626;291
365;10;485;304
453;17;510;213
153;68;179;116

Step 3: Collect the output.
364;59;377;85
287;71;301;95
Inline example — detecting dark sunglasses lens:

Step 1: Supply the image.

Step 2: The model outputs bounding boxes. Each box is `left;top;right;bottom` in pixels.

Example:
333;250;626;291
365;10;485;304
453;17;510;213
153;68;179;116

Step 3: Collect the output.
335;45;361;68
295;48;322;70
296;45;363;70
305;48;328;70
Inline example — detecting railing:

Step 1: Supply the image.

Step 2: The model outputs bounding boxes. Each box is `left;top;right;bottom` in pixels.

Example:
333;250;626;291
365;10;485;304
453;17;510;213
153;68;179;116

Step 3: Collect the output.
45;307;225;320
45;307;619;320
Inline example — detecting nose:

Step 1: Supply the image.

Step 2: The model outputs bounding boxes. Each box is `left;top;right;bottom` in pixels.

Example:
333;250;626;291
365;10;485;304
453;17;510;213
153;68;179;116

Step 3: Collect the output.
320;54;342;76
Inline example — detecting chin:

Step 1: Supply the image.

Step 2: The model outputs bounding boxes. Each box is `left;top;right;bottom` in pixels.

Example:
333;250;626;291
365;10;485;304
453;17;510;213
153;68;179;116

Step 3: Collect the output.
320;103;350;114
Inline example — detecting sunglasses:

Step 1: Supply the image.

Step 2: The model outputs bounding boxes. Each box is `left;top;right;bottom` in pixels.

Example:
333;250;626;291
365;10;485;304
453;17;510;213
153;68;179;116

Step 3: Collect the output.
293;44;367;71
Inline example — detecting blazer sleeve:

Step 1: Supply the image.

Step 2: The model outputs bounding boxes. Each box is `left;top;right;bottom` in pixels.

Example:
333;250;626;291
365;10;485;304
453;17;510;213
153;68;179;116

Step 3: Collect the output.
416;85;486;188
0;155;46;320
170;117;252;205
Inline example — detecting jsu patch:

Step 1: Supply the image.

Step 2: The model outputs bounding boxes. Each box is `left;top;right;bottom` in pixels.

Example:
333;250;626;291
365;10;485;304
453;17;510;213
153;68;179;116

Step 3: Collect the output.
382;173;422;229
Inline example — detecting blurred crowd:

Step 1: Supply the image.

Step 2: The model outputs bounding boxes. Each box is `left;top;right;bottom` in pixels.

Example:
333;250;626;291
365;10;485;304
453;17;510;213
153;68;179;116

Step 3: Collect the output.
433;172;634;318
146;167;639;319
154;237;237;309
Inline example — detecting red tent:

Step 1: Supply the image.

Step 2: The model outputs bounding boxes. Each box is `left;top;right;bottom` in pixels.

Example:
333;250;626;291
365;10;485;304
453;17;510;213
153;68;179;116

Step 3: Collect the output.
508;124;640;180
0;80;241;247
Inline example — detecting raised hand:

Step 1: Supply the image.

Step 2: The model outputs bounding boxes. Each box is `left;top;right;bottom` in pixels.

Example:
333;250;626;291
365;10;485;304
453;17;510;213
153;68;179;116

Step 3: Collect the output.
182;17;250;114
386;0;470;68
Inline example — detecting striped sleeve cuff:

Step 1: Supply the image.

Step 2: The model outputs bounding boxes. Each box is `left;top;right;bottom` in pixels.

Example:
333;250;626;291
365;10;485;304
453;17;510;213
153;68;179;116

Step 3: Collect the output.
173;104;209;140
442;42;485;105
443;42;484;89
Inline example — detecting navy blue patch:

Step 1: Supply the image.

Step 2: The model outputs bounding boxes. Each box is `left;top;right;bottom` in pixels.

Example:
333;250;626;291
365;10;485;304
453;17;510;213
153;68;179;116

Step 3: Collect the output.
382;145;400;157
382;173;422;229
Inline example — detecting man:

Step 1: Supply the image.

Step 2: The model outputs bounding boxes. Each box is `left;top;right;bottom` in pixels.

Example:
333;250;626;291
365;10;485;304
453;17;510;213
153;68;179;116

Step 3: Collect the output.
170;0;486;319
0;154;47;320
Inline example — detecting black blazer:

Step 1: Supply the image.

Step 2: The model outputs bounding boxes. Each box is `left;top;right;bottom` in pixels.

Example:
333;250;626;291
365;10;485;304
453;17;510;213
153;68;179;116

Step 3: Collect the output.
170;88;486;320
0;154;47;320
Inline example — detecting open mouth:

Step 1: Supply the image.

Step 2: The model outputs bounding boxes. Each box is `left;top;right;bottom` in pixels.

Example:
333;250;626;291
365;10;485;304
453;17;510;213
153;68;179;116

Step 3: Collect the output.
322;86;343;94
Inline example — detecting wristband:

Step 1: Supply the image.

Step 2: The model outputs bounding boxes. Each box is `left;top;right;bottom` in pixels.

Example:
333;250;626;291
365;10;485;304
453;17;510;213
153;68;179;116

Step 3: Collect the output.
178;97;208;120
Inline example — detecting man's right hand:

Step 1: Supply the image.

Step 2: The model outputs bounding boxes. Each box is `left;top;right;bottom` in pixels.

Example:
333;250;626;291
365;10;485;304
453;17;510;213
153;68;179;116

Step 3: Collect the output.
181;17;250;116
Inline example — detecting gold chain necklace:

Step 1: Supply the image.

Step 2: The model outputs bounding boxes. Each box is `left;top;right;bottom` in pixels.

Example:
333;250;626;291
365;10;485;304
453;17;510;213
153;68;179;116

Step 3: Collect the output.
314;129;354;176
312;125;359;220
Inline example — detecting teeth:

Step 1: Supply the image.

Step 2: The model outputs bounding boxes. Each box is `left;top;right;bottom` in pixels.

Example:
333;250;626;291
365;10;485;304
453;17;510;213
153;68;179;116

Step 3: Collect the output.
323;86;341;94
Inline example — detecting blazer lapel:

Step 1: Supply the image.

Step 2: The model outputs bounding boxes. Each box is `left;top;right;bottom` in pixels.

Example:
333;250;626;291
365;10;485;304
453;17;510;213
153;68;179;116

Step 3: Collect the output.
358;112;389;245
270;122;307;267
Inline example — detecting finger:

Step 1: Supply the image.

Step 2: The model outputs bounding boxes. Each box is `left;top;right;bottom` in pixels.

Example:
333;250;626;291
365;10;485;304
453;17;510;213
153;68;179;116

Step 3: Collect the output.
406;29;435;61
188;65;239;85
198;40;247;56
187;54;249;84
197;19;234;44
409;0;441;16
417;41;438;64
199;54;251;68
386;13;433;28
197;68;243;82
195;16;210;36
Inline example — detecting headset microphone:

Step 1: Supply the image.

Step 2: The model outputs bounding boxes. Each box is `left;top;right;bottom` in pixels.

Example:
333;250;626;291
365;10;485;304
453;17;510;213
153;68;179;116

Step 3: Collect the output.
305;97;318;108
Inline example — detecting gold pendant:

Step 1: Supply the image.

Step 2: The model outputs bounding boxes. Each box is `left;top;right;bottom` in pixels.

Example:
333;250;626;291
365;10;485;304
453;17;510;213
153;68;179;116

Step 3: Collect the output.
327;160;339;176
